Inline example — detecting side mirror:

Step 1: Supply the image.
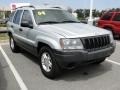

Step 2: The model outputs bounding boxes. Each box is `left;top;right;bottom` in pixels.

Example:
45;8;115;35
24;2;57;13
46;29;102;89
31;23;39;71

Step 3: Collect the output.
21;21;33;28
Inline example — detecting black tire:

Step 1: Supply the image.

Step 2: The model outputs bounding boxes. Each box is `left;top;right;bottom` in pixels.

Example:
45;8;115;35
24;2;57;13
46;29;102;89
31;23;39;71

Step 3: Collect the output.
39;46;61;79
92;58;106;64
9;35;19;53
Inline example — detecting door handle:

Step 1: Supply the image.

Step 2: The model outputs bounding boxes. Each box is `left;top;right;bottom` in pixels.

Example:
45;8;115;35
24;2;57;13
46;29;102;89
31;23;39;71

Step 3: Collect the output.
19;28;23;32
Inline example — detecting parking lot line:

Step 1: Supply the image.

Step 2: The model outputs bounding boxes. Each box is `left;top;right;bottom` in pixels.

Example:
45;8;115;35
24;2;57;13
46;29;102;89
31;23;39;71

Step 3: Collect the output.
0;46;28;90
106;59;120;66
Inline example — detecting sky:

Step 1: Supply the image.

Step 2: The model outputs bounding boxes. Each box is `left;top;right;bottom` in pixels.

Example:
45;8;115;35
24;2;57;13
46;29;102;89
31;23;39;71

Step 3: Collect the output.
0;0;120;10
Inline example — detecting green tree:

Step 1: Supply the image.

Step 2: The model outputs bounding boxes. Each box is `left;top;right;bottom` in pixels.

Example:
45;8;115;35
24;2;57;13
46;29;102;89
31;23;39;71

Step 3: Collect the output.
0;12;4;19
75;9;84;19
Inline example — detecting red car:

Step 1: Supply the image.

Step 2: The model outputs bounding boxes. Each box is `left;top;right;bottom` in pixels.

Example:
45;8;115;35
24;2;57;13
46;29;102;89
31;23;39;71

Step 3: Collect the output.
98;11;120;36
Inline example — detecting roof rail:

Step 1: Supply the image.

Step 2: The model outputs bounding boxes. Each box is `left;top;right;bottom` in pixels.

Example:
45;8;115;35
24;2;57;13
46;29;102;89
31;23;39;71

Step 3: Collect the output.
16;5;35;9
50;7;62;9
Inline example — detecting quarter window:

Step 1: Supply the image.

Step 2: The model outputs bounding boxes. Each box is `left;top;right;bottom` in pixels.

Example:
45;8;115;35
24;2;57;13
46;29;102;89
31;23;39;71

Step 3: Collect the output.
113;13;120;21
9;11;15;22
13;10;23;24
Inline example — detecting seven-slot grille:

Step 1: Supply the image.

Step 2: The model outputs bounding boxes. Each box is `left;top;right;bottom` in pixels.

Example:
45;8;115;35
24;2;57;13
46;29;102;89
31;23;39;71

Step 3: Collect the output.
81;35;110;51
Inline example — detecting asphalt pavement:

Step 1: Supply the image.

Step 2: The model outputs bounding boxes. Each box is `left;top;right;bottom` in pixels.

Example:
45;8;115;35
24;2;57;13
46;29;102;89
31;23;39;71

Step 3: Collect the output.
0;41;120;90
0;47;20;90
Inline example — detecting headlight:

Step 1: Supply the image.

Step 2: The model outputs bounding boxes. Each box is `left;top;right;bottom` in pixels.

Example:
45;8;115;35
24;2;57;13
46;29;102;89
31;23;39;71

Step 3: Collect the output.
60;38;83;49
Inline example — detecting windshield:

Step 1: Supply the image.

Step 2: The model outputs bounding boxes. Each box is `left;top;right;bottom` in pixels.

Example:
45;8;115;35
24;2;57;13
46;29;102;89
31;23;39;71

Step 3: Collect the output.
33;9;79;25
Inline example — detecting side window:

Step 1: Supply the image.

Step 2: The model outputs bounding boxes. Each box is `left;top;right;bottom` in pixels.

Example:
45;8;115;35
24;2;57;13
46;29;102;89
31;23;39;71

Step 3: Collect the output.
113;13;120;21
21;10;33;25
101;13;113;20
13;10;23;24
9;11;15;22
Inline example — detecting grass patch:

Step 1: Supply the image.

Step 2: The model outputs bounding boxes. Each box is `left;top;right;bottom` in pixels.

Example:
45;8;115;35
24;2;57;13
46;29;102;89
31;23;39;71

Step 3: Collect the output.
0;33;9;40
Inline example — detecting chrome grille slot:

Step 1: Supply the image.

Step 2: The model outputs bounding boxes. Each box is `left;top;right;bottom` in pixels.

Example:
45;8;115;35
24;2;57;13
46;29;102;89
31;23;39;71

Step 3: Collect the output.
81;35;110;51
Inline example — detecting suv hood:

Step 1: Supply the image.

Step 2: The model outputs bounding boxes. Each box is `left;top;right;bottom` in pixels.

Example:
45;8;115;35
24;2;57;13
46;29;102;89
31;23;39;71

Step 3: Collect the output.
39;23;111;38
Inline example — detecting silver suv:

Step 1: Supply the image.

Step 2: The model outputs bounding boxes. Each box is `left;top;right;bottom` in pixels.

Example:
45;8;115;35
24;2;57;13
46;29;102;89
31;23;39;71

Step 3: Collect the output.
7;6;115;79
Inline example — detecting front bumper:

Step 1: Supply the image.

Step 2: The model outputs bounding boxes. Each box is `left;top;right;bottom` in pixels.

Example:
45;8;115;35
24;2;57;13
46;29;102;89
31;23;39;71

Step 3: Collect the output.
53;44;115;69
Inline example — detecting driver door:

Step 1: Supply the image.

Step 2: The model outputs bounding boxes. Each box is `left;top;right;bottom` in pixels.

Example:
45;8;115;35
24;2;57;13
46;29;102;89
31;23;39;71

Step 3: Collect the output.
20;10;34;51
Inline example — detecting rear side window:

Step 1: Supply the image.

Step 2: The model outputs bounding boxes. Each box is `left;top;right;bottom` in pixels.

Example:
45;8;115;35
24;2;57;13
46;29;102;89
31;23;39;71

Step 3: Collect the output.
9;11;15;22
13;10;23;25
113;13;120;21
101;13;113;20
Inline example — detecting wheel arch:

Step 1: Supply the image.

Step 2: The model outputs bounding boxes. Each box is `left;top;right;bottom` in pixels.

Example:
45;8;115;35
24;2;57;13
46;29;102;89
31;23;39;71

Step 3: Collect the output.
37;42;53;54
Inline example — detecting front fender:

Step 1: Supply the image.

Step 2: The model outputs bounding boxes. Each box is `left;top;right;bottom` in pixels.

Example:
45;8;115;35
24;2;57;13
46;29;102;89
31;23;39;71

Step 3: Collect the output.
35;36;61;49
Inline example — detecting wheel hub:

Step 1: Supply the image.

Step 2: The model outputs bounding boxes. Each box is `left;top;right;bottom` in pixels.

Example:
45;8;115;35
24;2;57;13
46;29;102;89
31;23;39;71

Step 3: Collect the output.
10;38;14;49
41;52;52;72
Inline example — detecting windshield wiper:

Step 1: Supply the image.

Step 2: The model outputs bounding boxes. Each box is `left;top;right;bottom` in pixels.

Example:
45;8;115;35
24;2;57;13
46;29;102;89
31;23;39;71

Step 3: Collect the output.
38;21;80;25
38;21;60;25
60;20;80;23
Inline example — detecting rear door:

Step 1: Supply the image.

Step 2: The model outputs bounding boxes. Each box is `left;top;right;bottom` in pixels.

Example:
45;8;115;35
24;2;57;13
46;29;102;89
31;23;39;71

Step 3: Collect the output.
12;10;23;40
111;13;120;33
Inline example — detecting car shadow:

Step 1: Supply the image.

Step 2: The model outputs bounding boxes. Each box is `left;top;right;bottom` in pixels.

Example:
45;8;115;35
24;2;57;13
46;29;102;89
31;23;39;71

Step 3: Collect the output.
57;61;112;81
0;62;7;90
114;36;120;40
20;50;112;81
20;49;39;65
